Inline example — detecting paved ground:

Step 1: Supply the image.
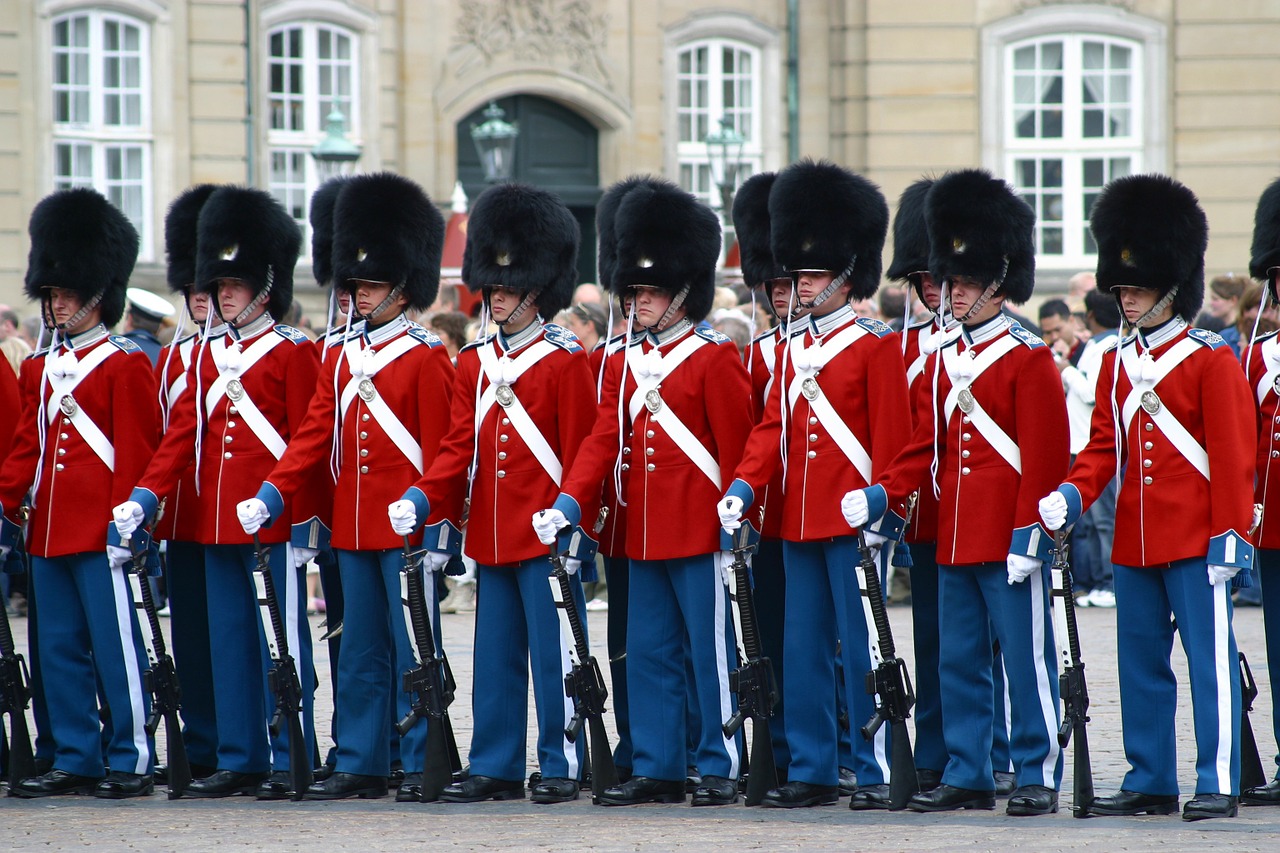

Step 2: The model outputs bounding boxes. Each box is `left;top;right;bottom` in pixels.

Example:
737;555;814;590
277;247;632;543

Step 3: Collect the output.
3;601;1280;851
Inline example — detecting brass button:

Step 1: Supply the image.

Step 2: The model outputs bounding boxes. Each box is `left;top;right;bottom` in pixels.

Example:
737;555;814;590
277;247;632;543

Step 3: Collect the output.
60;432;69;440
359;431;368;440
806;450;817;459
1145;423;1154;432
498;451;507;461
1143;475;1153;485
621;463;630;472
497;470;506;478
1144;441;1153;450
644;429;653;438
224;451;232;459
62;417;70;425
646;463;655;472
362;413;371;422
1143;459;1152;468
809;416;818;425
224;435;233;443
57;448;66;456
1273;450;1279;459
54;463;64;471
808;434;818;442
962;466;971;475
961;450;970;459
646;447;654;456
499;434;509;443
227;421;236;428
360;465;369;474
623;446;631;455
501;418;510;426
962;433;971;442
962;416;971;425
229;405;238;414
360;448;369;458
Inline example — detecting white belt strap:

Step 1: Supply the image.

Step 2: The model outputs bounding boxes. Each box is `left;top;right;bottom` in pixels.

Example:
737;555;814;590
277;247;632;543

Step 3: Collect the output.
45;342;119;471
943;335;1023;473
760;334;779;403
907;350;928;387
205;334;290;460
627;336;721;488
1121;338;1209;480
1257;335;1280;404
476;340;563;485
800;389;873;483
339;336;424;473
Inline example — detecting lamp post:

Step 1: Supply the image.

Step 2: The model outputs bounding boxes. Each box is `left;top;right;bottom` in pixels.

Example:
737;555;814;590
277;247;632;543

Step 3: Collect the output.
311;106;362;180
470;101;520;183
705;115;746;216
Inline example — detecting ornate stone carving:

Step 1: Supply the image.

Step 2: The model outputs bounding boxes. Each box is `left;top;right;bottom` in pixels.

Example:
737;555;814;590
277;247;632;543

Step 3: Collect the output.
452;0;611;85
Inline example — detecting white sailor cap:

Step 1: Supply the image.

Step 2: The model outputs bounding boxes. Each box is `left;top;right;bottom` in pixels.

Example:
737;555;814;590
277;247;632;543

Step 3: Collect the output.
126;287;176;321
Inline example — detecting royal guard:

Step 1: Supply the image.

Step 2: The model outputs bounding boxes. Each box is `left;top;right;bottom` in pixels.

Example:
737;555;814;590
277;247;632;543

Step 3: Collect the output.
846;169;1067;816
238;172;453;802
536;177;752;807
1244;176;1280;807
717;161;909;809
112;186;326;800
387;182;596;805
0;188;158;798
1038;175;1254;821
151;184;223;782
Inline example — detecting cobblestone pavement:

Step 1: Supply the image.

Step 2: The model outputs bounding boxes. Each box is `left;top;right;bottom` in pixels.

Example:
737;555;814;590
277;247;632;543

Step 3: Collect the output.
3;602;1279;851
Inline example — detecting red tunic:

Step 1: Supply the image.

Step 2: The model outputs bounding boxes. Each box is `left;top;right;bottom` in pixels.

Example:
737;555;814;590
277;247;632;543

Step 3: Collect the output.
746;326;788;540
897;319;941;543
152;335;201;542
590;338;630;558
1247;332;1280;548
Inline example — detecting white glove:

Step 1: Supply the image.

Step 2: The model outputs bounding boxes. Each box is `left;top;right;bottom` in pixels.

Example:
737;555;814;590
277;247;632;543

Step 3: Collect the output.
841;489;869;529
717;496;744;532
1038;491;1068;531
388;500;418;536
1208;564;1239;586
532;509;568;545
107;545;132;571
237;498;270;536
424;551;451;573
113;500;145;538
1007;553;1040;585
563;557;582;576
292;547;318;569
716;550;740;586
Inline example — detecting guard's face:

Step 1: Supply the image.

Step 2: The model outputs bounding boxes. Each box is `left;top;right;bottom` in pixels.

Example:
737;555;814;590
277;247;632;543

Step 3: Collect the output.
766;277;795;317
45;287;84;327
914;273;942;312
216;278;259;325
337;290;352;317
188;290;211;324
352;280;404;319
631;286;673;328
1114;286;1160;324
946;275;989;318
487;286;523;323
795;270;835;305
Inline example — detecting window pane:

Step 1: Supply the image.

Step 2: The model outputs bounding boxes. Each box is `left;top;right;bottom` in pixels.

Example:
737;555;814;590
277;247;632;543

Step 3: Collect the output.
1110;157;1132;179
1083;41;1104;70
1043;227;1063;255
1013;45;1035;70
1083;109;1103;138
1111;44;1130;69
1042;109;1062;138
1042;42;1063;71
105;20;119;52
1041;160;1062;188
1083;158;1104;187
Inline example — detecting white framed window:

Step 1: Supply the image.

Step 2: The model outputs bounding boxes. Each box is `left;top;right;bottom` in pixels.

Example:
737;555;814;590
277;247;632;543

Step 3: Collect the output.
266;22;359;236
52;10;152;258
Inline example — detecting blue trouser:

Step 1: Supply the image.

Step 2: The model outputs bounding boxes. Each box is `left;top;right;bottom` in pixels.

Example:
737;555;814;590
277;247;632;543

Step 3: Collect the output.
781;536;886;787
603;555;632;770
165;540;218;768
1260;549;1280;780
1114;560;1240;795
752;538;791;773
469;558;585;781
991;638;1013;773
316;552;344;767
628;553;739;782
204;543;315;774
23;566;55;763
334;548;439;776
938;561;1062;791
32;551;152;777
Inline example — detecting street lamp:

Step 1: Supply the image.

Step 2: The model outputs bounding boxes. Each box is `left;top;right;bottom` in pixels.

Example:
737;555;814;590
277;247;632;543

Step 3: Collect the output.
705;115;746;215
470;101;519;183
311;106;362;180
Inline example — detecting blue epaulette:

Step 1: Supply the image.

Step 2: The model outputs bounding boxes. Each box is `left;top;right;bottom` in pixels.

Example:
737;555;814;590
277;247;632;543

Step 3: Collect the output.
1007;322;1046;349
273;324;309;344
855;316;893;338
543;323;584;353
695;326;732;345
107;335;142;353
407;326;444;347
1187;327;1227;349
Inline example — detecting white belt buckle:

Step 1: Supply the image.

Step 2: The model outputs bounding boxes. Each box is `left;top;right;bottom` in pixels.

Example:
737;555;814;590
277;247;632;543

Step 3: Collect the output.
1140;390;1161;415
495;384;515;408
957;387;975;414
59;394;77;417
644;389;662;414
801;377;820;401
358;378;376;402
226;379;245;402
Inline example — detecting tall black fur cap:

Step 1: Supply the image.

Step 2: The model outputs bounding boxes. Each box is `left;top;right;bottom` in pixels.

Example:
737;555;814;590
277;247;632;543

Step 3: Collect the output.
926;169;1036;305
165;184;218;294
886;177;935;282
732;171;786;288
25;187;139;327
310;176;350;287
612;179;720;322
769;159;888;300
463;182;580;318
596;176;658;296
331;173;445;312
1091;173;1207;321
1250;176;1280;289
195;186;301;321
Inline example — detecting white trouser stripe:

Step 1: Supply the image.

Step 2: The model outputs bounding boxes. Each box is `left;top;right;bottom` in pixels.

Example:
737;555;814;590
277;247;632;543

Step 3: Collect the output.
110;563;151;774
1030;565;1062;783
557;596;580;779
866;550;890;778
1000;656;1014;772
1213;581;1233;792
712;567;740;780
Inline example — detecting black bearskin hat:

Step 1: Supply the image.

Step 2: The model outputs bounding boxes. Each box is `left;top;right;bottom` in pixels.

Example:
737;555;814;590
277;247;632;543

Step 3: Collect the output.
165;184;218;294
613;179;721;323
596;176;657;297
195;186;301;321
886;177;935;283
769;159;888;300
25;187;139;328
1091;174;1207;321
331;173;445;312
310;176;349;287
732;171;786;288
926;169;1036;305
1250;176;1280;296
463;182;580;318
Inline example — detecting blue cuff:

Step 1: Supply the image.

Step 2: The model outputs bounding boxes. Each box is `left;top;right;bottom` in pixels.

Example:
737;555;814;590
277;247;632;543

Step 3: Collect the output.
867;508;905;541
1208;529;1254;572
399;486;431;534
724;478;755;507
1009;523;1053;562
108;524;152;553
257;482;285;525
422;520;462;556
130;486;160;522
551;494;583;530
863;484;889;525
291;516;331;552
720;519;761;553
559;525;598;564
1059;483;1083;529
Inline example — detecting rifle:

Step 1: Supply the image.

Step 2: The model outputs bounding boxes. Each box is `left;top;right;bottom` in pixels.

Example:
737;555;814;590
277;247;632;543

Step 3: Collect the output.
855;529;918;810
721;523;778;806
397;536;462;802
123;512;191;799
251;533;311;801
1049;531;1094;818
0;513;34;788
548;539;617;803
1239;652;1268;792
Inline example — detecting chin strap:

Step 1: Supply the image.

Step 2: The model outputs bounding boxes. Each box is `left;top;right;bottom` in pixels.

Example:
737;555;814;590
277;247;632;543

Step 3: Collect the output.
45;289;105;333
653;283;690;332
226;267;275;328
792;256;856;317
354;281;406;325
947;256;1009;324
489;288;540;328
1120;283;1179;334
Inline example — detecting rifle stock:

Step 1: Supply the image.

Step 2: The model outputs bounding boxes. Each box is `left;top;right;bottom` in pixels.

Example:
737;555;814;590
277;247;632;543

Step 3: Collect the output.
1050;531;1094;818
0;584;34;787
1239;652;1267;792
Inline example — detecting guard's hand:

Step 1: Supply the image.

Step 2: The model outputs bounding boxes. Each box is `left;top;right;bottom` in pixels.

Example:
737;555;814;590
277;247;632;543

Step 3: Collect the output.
563;558;583;576
1038;491;1068;531
715;550;740;586
532;509;567;545
292;547;318;569
107;545;132;571
1006;553;1040;585
716;495;744;533
388;500;418;535
424;551;451;573
237;498;270;536
1208;563;1239;586
840;489;869;529
113;500;145;538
